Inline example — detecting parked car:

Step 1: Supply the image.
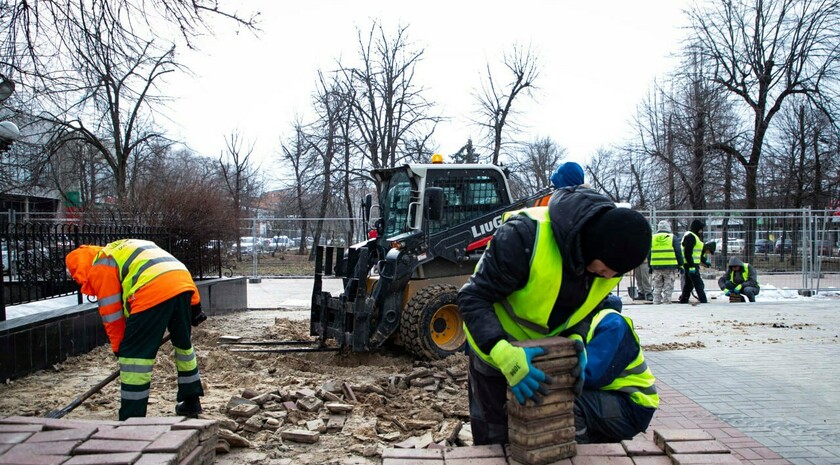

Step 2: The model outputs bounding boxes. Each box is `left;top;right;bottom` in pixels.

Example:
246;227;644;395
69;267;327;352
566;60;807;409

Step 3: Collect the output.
712;238;744;254
813;239;833;256
754;239;773;254
237;237;265;255
270;236;290;253
775;238;793;254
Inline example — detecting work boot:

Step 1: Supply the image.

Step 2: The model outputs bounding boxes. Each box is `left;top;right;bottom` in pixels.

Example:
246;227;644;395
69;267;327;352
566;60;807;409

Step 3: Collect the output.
175;397;203;418
645;293;653;301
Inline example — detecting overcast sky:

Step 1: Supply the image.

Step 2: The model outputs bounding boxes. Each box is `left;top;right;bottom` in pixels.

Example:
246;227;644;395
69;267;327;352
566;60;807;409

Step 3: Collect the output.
164;1;692;179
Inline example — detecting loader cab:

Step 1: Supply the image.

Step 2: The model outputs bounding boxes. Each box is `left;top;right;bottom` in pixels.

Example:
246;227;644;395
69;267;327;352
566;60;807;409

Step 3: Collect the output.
372;164;513;245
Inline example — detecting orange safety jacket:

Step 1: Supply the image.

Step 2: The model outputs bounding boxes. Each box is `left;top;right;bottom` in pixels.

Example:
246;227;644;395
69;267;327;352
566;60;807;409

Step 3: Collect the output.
66;240;199;353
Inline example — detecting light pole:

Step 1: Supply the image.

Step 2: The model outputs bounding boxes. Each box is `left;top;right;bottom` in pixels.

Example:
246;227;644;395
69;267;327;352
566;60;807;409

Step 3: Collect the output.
1;73;15;321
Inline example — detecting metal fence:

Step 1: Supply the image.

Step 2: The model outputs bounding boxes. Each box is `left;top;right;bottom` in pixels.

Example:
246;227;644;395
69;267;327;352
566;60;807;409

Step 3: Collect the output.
1;223;222;320
643;208;840;292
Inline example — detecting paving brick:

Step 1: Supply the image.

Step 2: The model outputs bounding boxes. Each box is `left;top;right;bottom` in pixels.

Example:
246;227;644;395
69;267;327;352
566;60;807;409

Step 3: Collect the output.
93;427;165;442
653;429;714;448
144;430;199;460
169;420;218;441
444;444;505;459
0;453;69;465
665;440;730;455
507;459;573;465
621;438;665;456
176;445;202;465
382;459;443;465
133;454;177;465
0;426;42;434
0;433;32;445
509;426;575;448
25;429;95;443
571;457;634;465
122;417;185;426
63;452;141;465
7;440;81;456
507;398;574;420
576;443;627;456
279;429;320;444
445;458;507;465
630;456;674;465
509;414;574;433
382;448;444;459
74;439;150;454
509;442;576;465
670;454;743;464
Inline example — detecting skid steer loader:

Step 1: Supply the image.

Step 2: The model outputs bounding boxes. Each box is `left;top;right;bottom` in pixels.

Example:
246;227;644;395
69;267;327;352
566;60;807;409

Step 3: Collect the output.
311;160;554;360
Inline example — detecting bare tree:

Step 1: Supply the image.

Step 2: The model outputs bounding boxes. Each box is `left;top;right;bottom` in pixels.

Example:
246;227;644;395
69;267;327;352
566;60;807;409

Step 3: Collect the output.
474;44;540;165
688;0;840;214
341;21;440;170
508;137;567;197
219;131;262;261
280;121;318;255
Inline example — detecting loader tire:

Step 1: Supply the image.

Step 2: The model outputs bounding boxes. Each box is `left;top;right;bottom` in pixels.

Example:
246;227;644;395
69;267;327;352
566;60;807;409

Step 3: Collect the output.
400;284;465;360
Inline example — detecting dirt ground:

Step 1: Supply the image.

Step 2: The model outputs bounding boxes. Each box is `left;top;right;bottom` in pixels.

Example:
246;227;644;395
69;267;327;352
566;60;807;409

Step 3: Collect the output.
0;311;470;465
2;300;835;464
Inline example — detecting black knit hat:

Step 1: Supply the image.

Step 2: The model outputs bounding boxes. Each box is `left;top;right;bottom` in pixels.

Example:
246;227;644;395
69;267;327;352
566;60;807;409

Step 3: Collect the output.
690;219;705;234
580;208;652;275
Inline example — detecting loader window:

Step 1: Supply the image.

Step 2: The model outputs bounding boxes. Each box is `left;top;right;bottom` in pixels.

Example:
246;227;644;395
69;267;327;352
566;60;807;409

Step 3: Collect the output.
426;171;507;234
380;172;414;238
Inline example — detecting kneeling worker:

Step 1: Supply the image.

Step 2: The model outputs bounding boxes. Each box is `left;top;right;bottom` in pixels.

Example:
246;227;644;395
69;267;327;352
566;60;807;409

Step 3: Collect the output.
458;186;653;445
66;239;207;420
718;257;760;302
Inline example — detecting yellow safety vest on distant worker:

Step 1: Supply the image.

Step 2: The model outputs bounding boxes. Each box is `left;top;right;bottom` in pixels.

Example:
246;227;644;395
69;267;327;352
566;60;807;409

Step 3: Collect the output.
650;232;678;268
727;263;760;289
682;231;703;265
587;309;659;409
464;207;620;369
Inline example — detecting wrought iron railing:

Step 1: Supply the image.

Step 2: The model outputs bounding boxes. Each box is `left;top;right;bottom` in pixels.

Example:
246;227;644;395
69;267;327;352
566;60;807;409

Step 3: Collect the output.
1;223;221;320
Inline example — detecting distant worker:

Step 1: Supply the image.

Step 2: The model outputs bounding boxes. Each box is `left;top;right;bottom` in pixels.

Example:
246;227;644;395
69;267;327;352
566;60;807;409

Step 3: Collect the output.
649;220;683;304
631;260;653;302
536;161;587;206
718;257;760;302
678;220;708;304
458;186;652;445
574;306;658;443
66;239;207;420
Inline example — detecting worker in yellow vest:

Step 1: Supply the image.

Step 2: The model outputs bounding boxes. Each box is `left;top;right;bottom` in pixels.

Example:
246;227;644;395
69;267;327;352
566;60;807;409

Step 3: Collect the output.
458;186;651;445
66;239;206;420
574;306;658;443
649;220;684;304
678;219;708;303
718;257;760;302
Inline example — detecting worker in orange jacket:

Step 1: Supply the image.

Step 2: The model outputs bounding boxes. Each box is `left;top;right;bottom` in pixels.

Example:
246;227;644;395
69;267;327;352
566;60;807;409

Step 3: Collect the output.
65;239;206;420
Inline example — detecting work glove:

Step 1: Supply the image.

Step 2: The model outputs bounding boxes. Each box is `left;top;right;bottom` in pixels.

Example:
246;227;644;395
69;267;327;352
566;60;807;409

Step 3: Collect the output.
724;289;731;296
191;304;207;327
702;257;711;267
568;334;587;396
733;284;742;294
688;267;699;276
490;340;548;405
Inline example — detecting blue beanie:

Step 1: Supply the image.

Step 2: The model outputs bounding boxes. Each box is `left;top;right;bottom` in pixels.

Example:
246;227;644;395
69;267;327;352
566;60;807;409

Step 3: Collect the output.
550;162;585;188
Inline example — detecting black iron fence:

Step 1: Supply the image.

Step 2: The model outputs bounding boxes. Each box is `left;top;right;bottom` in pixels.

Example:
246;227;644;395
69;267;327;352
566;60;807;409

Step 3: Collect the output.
1;223;222;320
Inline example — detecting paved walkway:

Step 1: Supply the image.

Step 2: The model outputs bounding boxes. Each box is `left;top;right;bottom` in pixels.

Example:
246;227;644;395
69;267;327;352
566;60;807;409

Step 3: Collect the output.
5;278;840;464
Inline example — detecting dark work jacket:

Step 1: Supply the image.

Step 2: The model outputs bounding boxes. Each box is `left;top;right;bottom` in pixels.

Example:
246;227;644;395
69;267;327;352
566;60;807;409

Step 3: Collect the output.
458;186;617;354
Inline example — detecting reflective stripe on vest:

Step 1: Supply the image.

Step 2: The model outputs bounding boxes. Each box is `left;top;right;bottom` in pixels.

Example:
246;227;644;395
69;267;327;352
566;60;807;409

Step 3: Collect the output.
728;263;759;289
95;239;188;313
650;232;678;268
682;231;703;264
586;309;659;409
465;207;620;368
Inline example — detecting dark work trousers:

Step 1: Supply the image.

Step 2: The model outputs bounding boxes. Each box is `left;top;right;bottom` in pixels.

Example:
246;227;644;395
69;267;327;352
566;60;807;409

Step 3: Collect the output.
679;269;707;303
467;350;509;445
574;389;654;444
117;292;203;420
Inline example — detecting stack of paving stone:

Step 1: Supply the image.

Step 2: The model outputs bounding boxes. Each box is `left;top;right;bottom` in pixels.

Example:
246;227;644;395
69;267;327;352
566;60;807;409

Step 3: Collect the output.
507;336;578;465
0;415;218;465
